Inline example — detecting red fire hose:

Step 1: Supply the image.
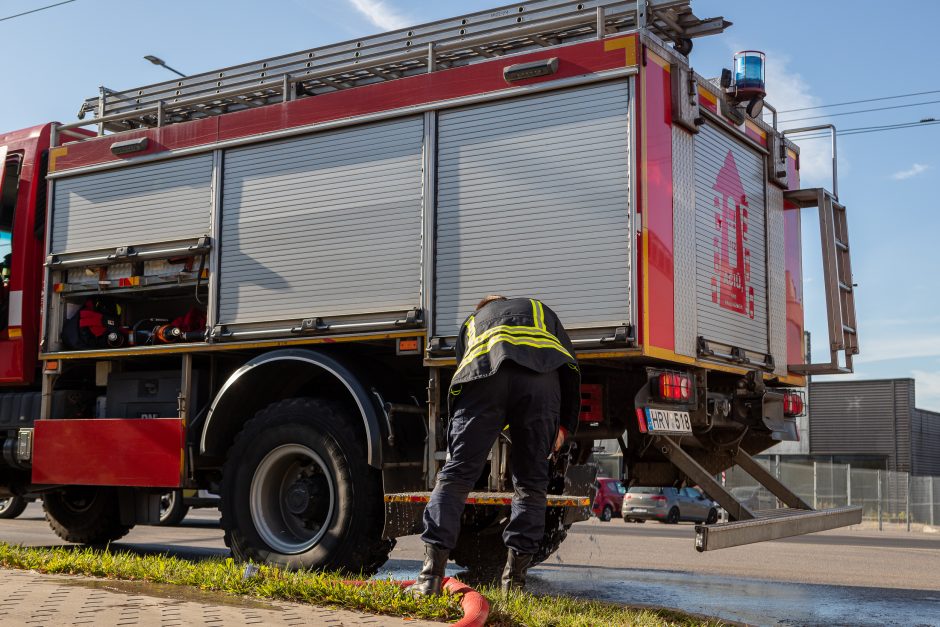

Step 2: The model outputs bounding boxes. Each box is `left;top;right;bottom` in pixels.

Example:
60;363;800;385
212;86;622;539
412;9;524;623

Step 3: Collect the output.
345;577;489;626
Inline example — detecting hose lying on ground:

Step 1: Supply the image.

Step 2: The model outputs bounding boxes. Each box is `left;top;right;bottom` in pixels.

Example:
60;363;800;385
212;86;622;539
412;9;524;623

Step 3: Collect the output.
345;577;489;627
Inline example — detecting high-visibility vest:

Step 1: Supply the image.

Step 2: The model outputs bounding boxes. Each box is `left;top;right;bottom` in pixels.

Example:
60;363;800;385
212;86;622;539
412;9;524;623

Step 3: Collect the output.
450;297;581;432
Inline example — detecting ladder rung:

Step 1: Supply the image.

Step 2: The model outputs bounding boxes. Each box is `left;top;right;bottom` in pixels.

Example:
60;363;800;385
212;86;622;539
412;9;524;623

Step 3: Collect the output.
835;239;848;251
838;281;852;293
842;324;857;335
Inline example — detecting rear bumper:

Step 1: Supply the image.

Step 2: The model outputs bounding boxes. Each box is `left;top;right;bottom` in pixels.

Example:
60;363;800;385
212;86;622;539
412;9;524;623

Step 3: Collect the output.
622;505;668;520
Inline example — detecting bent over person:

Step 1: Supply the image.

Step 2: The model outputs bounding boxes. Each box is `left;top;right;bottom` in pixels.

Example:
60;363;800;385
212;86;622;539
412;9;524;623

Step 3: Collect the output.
407;295;580;596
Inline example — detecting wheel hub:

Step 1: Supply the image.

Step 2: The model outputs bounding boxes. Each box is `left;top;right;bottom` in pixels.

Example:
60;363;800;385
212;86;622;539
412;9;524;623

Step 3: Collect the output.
249;444;335;555
285;482;311;515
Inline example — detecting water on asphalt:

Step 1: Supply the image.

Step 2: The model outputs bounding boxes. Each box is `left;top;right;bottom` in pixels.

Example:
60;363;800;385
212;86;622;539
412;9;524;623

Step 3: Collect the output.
379;557;940;627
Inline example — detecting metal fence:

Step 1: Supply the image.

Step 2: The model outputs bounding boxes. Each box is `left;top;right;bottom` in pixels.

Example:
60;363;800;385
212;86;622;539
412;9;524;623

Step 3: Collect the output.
722;459;940;530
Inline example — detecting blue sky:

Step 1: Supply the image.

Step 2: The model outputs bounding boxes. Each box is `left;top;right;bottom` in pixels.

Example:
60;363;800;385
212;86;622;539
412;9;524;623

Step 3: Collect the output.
3;0;939;409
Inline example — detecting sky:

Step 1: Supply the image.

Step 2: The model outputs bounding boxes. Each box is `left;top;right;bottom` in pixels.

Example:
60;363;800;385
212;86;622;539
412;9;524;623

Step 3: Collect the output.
2;0;939;409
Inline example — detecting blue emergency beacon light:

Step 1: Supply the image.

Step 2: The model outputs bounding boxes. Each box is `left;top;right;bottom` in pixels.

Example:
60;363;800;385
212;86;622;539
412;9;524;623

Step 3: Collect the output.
733;50;766;99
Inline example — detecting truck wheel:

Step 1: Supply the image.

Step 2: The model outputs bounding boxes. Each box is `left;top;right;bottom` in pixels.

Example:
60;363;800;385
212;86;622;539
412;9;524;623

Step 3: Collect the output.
220;398;392;574
158;490;190;526
43;487;132;545
600;505;613;522
0;496;28;519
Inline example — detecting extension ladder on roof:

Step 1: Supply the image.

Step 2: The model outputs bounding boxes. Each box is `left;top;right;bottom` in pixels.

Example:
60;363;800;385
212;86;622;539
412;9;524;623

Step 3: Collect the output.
72;0;729;135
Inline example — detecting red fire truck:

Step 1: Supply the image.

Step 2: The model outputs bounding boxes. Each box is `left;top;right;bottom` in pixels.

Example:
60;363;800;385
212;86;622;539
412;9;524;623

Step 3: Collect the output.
0;0;861;572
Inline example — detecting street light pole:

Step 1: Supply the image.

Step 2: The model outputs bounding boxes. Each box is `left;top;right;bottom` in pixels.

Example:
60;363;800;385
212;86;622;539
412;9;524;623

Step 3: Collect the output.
144;55;186;78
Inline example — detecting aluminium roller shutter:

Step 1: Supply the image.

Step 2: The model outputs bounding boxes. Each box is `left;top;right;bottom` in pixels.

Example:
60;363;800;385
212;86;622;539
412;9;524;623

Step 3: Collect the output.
434;81;633;338
693;123;769;355
218;117;425;325
51;154;213;254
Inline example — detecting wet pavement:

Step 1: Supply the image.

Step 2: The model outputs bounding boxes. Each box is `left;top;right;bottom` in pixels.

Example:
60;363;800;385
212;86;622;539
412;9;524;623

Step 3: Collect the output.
529;565;940;627
3;504;940;626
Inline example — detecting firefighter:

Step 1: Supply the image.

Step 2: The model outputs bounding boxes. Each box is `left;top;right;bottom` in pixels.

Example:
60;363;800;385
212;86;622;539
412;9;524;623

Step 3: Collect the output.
407;295;580;596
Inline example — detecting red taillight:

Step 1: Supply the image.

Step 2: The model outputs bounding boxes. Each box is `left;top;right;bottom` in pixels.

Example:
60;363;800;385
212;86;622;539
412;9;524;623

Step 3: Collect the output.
651;495;667;502
657;373;692;402
626;494;633;499
783;392;805;417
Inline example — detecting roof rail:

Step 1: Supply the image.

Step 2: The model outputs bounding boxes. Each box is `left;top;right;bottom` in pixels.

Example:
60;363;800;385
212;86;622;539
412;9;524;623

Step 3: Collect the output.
71;0;728;135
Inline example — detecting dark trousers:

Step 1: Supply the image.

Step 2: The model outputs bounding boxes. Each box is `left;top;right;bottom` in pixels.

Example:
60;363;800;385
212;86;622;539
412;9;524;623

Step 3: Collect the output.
421;361;560;555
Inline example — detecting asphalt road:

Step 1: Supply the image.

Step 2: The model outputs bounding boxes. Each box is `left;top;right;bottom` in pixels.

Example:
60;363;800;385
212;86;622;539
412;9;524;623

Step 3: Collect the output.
3;504;939;626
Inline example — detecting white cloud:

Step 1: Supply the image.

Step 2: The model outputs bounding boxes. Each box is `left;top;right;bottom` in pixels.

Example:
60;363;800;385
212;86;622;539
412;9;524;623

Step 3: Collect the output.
891;163;929;181
911;369;940;412
762;53;847;187
346;0;408;31
855;333;940;365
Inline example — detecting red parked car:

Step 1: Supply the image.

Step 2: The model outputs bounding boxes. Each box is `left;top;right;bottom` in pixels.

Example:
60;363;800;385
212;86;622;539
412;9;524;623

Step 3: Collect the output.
592;477;626;522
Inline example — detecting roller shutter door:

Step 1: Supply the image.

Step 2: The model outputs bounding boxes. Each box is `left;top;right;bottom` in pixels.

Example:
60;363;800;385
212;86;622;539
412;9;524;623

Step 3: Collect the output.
51;155;213;254
218;117;424;325
434;81;633;338
694;124;769;355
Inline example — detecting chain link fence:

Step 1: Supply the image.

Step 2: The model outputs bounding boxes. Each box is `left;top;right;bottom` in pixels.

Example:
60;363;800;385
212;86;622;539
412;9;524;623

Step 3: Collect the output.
722;459;940;530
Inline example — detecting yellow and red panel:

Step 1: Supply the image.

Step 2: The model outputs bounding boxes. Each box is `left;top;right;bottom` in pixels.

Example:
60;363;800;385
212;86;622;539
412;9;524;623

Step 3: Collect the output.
638;49;675;353
784;149;805;372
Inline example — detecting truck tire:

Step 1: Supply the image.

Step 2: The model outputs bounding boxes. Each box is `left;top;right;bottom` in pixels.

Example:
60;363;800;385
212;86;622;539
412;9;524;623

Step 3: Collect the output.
0;496;28;519
43;487;132;545
158;490;190;526
220;398;392;574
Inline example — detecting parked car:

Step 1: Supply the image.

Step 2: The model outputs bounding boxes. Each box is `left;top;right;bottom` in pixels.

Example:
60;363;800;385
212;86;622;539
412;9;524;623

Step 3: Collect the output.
622;486;719;524
592;477;626;522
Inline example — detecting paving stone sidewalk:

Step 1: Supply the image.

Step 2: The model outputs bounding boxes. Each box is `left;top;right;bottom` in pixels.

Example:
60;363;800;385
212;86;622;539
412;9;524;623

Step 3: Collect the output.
0;568;441;626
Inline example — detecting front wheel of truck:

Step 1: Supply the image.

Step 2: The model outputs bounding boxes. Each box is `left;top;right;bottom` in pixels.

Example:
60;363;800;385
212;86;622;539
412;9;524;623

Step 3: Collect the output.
220;398;392;574
43;487;132;545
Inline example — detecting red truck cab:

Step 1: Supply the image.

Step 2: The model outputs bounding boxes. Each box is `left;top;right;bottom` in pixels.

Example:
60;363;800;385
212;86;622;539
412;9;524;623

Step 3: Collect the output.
0;124;51;386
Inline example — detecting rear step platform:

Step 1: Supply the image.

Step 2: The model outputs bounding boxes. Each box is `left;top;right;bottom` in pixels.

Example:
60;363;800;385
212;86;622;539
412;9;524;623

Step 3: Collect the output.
694;505;863;552
655;435;863;551
384;492;591;507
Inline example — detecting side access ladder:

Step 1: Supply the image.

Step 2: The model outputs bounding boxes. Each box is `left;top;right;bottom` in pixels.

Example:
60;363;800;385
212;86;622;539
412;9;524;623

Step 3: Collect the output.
67;0;729;136
655;436;862;551
784;188;859;374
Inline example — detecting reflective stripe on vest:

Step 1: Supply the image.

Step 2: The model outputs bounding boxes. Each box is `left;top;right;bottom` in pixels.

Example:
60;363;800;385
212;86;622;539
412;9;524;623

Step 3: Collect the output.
455;300;572;375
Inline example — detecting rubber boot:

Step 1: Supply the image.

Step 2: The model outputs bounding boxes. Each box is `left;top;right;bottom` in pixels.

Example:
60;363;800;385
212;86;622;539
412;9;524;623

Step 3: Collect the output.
405;543;449;597
501;550;534;594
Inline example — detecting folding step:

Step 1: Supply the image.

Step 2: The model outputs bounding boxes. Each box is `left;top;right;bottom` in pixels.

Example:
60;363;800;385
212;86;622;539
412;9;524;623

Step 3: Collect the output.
694;505;863;552
654;435;863;551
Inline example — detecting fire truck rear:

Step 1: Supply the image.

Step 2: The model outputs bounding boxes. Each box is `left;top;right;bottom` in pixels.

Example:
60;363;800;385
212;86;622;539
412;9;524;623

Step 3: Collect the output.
0;0;861;572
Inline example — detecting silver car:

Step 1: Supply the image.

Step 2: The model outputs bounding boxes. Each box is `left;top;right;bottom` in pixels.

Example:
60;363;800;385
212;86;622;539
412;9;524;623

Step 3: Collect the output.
622;486;719;524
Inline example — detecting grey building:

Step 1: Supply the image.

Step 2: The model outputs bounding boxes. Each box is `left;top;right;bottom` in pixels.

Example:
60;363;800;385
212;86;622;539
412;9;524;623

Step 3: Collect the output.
806;378;940;475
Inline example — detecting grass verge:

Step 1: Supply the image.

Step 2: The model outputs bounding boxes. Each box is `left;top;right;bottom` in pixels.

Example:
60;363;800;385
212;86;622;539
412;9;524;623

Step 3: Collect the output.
0;542;720;626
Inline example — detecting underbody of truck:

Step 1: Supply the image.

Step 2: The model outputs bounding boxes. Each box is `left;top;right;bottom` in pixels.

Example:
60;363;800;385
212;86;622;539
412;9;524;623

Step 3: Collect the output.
0;0;860;572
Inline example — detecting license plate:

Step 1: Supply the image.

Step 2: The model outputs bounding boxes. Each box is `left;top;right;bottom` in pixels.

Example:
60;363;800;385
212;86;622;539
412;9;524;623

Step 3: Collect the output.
644;408;692;434
631;508;647;513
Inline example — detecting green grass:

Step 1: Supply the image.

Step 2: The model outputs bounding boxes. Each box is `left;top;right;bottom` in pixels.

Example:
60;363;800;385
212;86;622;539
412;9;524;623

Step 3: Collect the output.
0;542;720;626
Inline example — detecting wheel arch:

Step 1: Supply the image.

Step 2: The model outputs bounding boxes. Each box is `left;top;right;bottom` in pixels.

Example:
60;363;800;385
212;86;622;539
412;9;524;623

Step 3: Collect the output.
199;348;384;468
